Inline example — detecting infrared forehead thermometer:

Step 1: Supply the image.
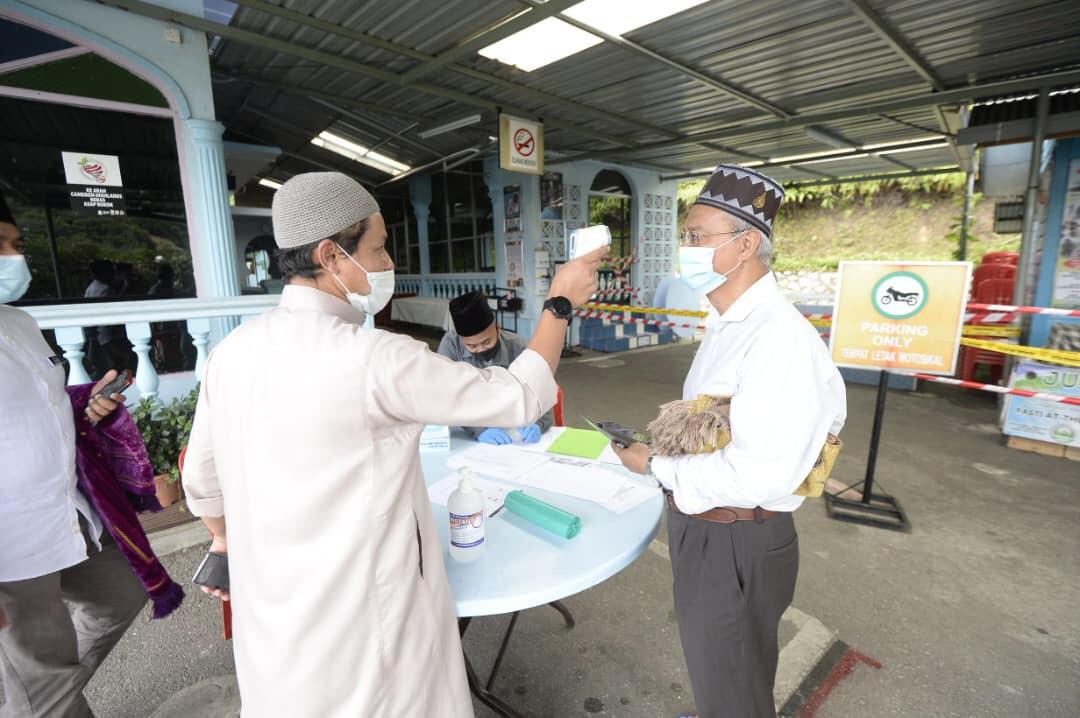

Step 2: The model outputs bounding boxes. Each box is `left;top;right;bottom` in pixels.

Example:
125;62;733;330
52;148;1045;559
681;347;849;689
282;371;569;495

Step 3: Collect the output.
568;225;612;260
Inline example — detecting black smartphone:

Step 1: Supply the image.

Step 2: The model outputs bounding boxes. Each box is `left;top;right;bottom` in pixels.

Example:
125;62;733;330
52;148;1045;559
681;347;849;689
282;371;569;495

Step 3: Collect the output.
584;417;647;449
192;551;230;592
97;369;132;398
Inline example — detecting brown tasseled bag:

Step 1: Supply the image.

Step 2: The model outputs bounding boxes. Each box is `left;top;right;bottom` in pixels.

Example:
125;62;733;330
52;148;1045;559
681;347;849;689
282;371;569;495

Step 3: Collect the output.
646;394;842;497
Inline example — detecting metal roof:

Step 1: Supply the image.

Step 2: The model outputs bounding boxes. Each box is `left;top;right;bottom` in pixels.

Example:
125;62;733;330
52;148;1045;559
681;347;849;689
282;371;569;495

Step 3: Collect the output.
99;0;1080;190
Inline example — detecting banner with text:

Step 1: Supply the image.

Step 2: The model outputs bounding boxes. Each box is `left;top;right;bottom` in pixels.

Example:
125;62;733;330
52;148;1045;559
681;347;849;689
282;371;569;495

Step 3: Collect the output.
61;151;126;217
830;261;972;375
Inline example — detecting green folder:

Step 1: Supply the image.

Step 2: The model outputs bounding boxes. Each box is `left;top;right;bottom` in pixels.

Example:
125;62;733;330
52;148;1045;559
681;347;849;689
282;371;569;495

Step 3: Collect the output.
546;428;610;460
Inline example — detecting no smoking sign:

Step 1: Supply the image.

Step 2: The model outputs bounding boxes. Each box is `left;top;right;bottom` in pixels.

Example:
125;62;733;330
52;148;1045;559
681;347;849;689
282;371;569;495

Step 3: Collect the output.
500;113;544;174
514;128;535;156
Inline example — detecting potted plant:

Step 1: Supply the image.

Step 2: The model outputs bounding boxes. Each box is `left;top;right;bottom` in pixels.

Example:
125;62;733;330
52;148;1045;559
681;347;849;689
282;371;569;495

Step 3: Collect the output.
131;387;198;508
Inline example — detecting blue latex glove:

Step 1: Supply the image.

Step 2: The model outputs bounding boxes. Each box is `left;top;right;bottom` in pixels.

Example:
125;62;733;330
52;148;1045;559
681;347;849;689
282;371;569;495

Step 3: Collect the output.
477;428;512;445
518;423;542;444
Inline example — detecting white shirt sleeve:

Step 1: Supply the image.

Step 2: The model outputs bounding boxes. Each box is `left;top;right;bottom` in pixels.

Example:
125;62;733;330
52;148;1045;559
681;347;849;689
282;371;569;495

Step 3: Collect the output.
371;333;557;429
182;375;223;517
650;330;842;513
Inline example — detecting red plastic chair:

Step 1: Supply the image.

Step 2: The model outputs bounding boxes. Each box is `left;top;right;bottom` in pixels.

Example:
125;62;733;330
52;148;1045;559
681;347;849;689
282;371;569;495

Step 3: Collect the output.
971;263;1015;296
553;386;565;427
958;278;1016;384
980;251;1019;265
974;277;1016;304
178;446;233;640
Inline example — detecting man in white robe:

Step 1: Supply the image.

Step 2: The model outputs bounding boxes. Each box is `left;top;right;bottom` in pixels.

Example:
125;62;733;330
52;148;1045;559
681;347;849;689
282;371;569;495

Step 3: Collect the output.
182;172;600;717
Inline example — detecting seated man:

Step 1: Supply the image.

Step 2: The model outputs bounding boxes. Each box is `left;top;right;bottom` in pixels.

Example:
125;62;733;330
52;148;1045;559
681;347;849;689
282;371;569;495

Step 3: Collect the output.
438;291;554;444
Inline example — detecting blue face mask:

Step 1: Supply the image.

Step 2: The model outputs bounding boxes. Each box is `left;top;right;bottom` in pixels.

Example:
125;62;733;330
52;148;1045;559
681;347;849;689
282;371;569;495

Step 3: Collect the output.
0;255;31;304
677;234;743;295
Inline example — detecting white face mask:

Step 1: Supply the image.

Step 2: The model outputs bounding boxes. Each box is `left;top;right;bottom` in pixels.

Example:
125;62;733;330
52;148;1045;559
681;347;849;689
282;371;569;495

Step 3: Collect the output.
331;243;395;315
677;233;743;295
0;255;31;304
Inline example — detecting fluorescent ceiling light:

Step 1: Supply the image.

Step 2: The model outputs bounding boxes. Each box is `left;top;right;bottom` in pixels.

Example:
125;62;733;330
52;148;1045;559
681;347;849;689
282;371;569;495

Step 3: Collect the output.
311;130;412;176
479;0;707;72
796;152;870;165
258;177;283;190
417;114;483;139
874;141;951;155
768;148;849;164
478;17;601;72
861;135;943;150
768;139;943;165
564;0;709;37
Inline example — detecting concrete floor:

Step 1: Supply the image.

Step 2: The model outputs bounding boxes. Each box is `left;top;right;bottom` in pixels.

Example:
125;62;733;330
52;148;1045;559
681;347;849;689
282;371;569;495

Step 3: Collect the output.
3;339;1078;717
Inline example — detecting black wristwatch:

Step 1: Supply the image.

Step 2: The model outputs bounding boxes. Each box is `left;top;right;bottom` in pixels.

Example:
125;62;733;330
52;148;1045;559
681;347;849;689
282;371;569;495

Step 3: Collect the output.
543;296;573;321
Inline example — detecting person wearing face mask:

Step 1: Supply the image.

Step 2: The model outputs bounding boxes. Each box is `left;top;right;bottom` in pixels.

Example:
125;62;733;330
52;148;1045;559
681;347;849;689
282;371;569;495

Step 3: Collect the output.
612;165;847;718
437;290;553;444
1;194;183;717
181;172;603;718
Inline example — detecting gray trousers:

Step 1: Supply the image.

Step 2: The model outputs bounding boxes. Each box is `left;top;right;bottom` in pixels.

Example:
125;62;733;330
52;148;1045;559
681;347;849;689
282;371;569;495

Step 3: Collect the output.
0;529;146;718
668;509;799;718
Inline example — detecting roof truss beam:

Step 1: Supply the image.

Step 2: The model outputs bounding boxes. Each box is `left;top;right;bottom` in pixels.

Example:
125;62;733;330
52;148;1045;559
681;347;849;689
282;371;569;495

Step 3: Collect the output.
841;0;945;91
565;66;1080;162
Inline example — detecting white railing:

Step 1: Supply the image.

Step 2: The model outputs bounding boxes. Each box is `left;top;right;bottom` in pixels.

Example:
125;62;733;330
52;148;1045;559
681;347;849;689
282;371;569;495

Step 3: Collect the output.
396;273;496;299
23;295;281;400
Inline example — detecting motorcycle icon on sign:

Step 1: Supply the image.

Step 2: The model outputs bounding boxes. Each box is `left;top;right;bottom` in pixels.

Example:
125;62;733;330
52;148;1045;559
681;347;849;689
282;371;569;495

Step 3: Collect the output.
880;286;920;306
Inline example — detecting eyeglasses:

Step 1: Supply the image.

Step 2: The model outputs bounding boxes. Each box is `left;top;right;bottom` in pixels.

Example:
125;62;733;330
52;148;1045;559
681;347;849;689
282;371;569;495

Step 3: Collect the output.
678;228;747;247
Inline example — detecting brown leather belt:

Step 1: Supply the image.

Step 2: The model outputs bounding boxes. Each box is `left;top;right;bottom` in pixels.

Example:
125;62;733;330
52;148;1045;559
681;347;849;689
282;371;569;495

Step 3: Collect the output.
665;491;783;524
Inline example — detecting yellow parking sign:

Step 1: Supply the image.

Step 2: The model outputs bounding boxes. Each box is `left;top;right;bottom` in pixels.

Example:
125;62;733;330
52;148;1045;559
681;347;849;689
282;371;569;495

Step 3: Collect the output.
830;261;972;375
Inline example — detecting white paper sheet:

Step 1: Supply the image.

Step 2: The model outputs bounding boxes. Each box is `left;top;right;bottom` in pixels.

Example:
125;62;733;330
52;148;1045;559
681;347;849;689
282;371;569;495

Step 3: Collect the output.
439;433;658;514
511;461;631;504
427;474;512;518
445;443;551;481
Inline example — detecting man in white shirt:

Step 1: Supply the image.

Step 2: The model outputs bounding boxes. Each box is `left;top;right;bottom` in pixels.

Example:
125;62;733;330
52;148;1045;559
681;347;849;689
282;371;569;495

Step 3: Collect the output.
614;165;846;718
0;197;144;718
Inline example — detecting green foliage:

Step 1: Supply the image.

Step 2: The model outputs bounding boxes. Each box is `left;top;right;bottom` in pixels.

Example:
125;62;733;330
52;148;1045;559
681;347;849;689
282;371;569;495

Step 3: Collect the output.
131;387;198;482
779;173;967;208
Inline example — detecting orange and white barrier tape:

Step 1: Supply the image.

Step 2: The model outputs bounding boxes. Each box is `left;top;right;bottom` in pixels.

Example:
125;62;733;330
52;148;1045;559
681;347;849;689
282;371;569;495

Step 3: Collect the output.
965;311;1018;324
574;309;705;331
592;287;640;300
965;303;1080;318
908;373;1080;407
605;253;638;271
583;302;706;319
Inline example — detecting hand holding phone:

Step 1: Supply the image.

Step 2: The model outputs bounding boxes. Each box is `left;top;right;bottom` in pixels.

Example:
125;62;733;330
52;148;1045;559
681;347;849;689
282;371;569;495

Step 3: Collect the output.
87;370;132;426
584;417;647;449
193;551;230;599
96;369;132;399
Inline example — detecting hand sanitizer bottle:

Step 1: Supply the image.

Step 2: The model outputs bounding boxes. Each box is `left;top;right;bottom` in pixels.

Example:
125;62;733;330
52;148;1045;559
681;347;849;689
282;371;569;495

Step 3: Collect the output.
448;468;485;562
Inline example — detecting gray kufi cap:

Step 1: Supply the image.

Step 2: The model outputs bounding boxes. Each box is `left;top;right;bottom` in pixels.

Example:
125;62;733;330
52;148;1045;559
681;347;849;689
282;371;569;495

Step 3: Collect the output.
271;172;380;249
